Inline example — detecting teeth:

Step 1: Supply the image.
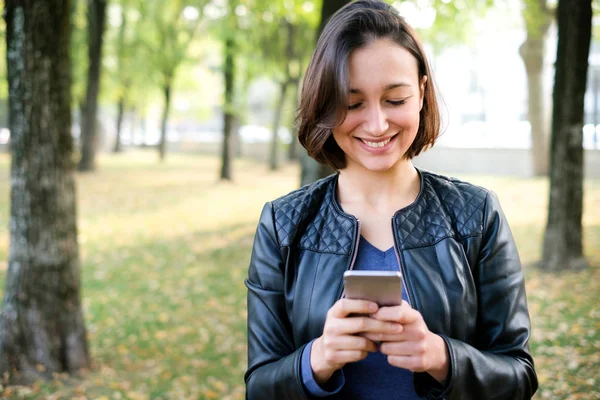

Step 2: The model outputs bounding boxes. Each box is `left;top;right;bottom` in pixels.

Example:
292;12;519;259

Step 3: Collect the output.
362;138;391;148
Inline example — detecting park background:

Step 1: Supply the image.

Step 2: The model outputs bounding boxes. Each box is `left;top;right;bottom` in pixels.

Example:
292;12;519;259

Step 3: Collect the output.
0;0;599;399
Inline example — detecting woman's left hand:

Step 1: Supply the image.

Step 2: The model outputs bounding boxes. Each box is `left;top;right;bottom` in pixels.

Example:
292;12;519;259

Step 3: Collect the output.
363;301;450;383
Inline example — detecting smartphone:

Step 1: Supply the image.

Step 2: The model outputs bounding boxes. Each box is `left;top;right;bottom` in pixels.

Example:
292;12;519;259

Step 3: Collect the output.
343;270;403;307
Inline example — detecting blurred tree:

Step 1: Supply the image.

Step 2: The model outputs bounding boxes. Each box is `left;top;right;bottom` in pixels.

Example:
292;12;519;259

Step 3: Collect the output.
541;0;591;271
216;0;256;180
519;0;554;176
253;0;318;171
221;32;235;180
102;0;153;152
287;83;302;161
300;0;350;187
138;0;206;161
112;1;131;153
0;21;8;132
79;0;108;172
1;0;90;383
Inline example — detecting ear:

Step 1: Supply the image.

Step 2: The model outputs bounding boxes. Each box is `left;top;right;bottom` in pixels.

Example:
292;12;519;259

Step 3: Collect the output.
419;75;428;111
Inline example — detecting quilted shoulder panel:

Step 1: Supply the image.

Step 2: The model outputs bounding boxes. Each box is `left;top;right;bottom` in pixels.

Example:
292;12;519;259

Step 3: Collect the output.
271;175;356;255
393;171;488;250
297;186;355;255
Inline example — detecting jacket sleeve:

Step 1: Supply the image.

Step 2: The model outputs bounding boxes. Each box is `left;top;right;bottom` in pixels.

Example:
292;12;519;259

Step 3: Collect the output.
244;202;310;400
438;191;538;400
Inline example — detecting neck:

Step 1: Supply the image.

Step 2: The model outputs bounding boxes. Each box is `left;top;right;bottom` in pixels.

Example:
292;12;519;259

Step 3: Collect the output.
337;160;420;209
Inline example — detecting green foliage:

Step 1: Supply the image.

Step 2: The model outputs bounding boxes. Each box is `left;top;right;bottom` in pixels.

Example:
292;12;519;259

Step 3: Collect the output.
249;0;318;83
72;0;89;108
386;0;496;52
521;0;554;39
101;0;157;110
136;0;208;88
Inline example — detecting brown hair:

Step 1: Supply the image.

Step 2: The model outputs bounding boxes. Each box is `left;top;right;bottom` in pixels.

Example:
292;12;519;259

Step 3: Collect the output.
297;0;441;170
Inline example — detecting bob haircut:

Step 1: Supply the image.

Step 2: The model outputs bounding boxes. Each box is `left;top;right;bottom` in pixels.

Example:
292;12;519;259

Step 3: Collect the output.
297;0;441;170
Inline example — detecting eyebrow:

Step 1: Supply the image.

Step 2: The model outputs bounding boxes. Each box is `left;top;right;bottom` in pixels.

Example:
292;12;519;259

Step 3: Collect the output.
349;82;411;94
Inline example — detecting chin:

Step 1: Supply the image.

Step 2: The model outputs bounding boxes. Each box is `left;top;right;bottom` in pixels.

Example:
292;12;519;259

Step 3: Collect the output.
358;159;399;173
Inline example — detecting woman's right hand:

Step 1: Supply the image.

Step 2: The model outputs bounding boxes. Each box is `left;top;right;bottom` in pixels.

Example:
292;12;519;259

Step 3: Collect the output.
310;299;404;384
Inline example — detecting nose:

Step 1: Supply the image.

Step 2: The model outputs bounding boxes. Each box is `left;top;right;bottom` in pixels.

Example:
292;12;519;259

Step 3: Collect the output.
362;104;389;137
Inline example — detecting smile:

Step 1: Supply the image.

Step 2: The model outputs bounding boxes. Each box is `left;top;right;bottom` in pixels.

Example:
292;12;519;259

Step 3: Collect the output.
356;134;398;151
360;137;392;148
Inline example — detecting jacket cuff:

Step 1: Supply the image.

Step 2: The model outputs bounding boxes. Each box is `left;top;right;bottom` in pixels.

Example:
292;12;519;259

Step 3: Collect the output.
414;334;453;399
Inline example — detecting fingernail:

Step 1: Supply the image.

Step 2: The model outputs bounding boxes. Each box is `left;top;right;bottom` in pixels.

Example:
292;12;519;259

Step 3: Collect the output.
369;303;377;312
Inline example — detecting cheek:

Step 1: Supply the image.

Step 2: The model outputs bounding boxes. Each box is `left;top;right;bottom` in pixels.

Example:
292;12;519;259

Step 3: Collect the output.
393;107;421;128
332;117;360;143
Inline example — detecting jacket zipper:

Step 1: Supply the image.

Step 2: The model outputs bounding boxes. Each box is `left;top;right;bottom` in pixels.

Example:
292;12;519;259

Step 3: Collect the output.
392;217;414;308
339;219;361;299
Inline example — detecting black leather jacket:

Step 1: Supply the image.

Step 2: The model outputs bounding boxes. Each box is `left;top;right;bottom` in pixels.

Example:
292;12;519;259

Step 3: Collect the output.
245;170;538;400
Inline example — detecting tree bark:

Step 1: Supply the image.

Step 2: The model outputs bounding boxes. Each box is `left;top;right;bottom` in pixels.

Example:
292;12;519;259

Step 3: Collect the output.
519;1;553;176
299;0;350;186
159;81;171;162
1;0;90;384
78;0;107;172
113;94;125;153
270;81;289;171
220;37;235;181
541;0;592;271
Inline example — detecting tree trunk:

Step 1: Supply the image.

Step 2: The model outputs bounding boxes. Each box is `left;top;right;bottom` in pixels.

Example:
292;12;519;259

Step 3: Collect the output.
139;112;147;147
159;81;171;162
541;0;592;271
78;0;107;172
519;1;553;176
270;81;289;171
113;94;125;153
300;0;350;186
318;0;351;34
520;31;551;176
1;0;90;384
113;7;128;154
234;116;242;158
220;37;235;181
288;81;300;161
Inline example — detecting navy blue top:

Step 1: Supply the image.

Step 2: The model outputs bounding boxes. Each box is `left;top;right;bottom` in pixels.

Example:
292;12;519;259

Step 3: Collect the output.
300;236;420;399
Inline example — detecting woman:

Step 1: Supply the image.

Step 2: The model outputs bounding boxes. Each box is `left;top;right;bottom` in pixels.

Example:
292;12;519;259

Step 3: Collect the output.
244;1;538;399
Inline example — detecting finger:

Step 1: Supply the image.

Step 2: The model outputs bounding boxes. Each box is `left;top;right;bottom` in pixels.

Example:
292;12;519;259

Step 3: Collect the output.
371;303;420;325
323;334;378;353
361;331;405;342
325;349;371;365
326;316;402;336
328;299;378;319
380;341;426;357
387;355;427;372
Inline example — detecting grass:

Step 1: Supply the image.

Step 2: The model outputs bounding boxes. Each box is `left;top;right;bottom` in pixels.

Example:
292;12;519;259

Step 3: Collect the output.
0;149;597;399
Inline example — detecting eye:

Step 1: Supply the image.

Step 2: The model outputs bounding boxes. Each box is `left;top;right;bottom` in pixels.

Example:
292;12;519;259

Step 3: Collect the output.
348;103;362;110
388;99;406;106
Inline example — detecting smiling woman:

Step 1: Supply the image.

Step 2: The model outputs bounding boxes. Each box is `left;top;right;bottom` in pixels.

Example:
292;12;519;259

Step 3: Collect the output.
245;1;538;399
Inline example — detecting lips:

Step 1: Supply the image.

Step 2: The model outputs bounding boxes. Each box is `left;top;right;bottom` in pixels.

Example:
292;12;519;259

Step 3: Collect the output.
356;134;397;151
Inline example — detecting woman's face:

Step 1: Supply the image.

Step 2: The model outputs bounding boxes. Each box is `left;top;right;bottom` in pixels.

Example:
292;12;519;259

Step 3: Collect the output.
332;38;426;173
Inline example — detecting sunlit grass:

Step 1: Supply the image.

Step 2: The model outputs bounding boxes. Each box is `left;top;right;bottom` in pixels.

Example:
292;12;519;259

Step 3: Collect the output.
0;149;597;399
